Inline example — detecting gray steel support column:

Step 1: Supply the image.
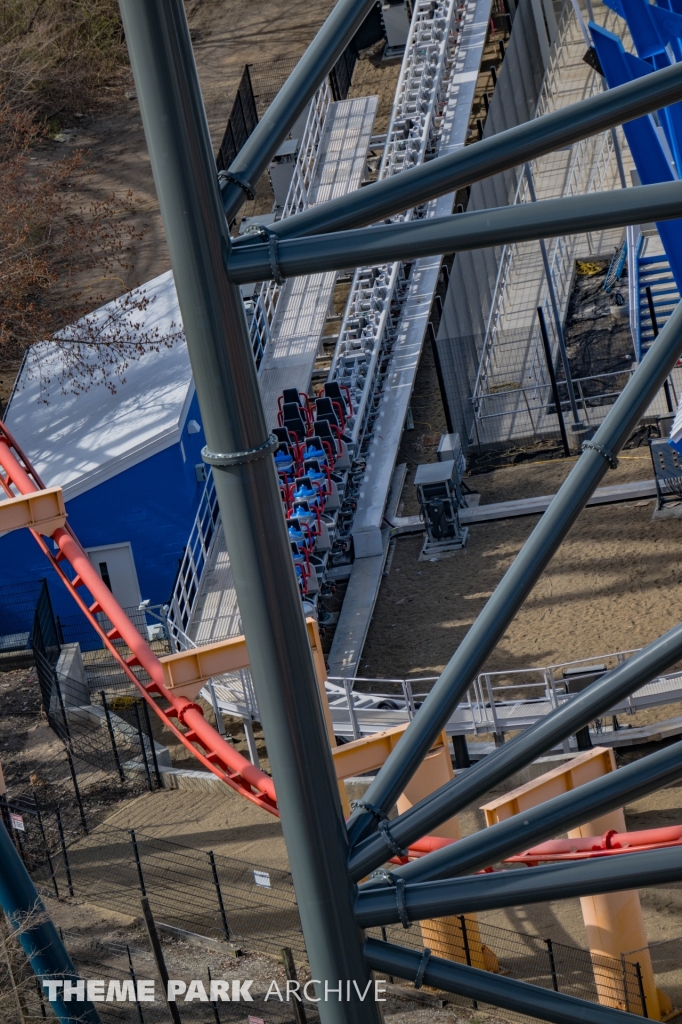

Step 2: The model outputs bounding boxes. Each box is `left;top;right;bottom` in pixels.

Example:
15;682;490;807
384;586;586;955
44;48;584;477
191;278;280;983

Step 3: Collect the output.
371;735;682;883
364;938;647;1024
349;615;682;878
226;179;682;282
355;845;682;926
346;294;682;858
524;164;581;425
220;0;377;223
116;4;380;1021
245;61;682;240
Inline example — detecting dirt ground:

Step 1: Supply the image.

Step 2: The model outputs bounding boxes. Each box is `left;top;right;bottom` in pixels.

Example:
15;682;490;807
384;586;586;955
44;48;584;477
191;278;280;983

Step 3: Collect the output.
0;0;338;408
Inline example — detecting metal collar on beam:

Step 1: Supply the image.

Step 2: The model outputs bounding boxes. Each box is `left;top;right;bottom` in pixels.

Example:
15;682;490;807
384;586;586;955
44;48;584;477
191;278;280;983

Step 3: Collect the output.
355;845;682;928
226;180;682;282
364;938;648;1024
237;60;682;240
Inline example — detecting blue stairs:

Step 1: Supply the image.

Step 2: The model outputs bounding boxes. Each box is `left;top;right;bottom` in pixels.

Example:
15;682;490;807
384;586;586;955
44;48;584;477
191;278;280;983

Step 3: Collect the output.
638;253;680;358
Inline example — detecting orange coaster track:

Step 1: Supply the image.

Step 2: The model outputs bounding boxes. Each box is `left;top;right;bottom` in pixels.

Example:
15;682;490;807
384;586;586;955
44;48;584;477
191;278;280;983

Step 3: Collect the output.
0;420;279;816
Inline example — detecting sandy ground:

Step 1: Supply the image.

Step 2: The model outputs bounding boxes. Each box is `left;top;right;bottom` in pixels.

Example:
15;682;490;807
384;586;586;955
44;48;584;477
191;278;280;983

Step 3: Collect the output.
361;328;681;682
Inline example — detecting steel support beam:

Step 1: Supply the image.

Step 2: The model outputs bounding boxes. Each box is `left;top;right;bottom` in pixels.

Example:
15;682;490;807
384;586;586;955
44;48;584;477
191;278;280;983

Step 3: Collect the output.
364;938;647;1024
238;61;682;240
346;294;682;860
0;822;101;1024
349;617;682;879
226;180;682;282
355;845;682;927
363;737;682;884
220;0;377;223
116;4;379;1022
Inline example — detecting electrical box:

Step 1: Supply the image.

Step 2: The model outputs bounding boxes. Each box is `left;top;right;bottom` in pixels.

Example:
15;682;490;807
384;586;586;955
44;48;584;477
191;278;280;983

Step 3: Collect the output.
437;432;466;482
414;460;468;558
382;0;411;55
268;138;300;209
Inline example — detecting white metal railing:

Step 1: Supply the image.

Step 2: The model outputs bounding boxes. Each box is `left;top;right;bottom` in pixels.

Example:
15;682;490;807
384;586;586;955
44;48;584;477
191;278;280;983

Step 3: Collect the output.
325;643;682;738
163;635;682;740
470;0;632;436
627;224;642;358
329;0;467;452
168;83;334;653
248;79;333;366
166;469;221;647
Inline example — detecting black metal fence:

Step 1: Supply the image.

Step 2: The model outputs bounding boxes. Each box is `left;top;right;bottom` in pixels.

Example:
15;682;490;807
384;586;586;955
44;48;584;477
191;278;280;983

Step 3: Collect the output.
215;64;259;173
0;578;45;657
61;927;322;1024
4;794;661;1022
367;915;648;1017
216;41;360;177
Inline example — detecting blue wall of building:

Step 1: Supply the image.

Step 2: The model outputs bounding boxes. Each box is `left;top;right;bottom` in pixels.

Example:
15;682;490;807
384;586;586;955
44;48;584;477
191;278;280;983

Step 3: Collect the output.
0;393;207;621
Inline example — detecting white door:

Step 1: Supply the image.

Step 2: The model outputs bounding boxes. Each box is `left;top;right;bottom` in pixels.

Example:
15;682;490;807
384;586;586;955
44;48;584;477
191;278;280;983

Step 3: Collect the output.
86;542;142;610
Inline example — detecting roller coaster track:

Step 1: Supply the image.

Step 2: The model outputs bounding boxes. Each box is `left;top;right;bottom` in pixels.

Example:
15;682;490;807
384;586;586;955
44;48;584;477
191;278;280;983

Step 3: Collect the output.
0;419;279;816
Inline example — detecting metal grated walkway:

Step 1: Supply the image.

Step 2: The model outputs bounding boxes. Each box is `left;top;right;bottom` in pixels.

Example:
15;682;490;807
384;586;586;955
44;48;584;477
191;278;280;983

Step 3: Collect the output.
327;0;493;675
258;95;378;426
186;94;377;646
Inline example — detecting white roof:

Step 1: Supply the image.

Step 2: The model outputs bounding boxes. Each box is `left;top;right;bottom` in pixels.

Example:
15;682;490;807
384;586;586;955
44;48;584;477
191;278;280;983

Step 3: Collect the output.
6;271;194;501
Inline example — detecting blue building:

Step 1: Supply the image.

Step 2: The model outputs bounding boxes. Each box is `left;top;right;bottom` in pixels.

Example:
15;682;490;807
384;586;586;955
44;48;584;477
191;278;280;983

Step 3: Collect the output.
0;271;207;619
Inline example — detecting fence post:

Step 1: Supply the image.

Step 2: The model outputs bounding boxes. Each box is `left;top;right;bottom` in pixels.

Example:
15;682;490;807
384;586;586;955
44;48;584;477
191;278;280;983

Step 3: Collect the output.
101;691;125;783
545;938;559;992
537;307;570;457
140;896;182;1024
635;961;648;1018
140;697;162;790
281;946;307;1024
428;322;455;434
126;945;145;1024
129;829;147;896
34;975;47;1019
458;915;478;1008
53;669;73;745
64;747;88;832
208;851;231;942
621;957;631;1013
55;808;73;897
134;703;153;791
207;966;221;1024
33;794;59;897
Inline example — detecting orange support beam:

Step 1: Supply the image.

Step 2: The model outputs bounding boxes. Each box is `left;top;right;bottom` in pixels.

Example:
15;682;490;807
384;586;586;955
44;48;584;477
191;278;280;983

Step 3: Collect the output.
482;748;667;1018
0;487;66;536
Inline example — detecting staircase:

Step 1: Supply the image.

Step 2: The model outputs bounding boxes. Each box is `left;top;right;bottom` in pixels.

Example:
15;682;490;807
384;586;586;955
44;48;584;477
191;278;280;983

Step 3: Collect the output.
637;252;680;359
